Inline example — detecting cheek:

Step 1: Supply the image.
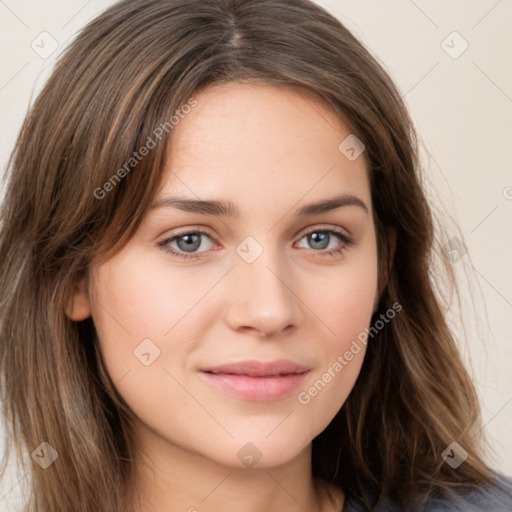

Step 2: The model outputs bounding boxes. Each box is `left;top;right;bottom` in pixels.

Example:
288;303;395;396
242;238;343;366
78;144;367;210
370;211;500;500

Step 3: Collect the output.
88;248;219;381
334;269;377;347
88;252;220;440
304;239;379;347
294;245;378;417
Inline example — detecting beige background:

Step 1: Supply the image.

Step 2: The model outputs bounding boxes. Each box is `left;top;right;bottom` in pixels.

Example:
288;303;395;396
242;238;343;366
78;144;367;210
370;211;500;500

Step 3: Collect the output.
1;0;511;508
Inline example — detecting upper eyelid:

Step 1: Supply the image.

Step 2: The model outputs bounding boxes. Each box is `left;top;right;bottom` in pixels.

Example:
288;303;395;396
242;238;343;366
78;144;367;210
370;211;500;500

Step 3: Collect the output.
162;224;350;242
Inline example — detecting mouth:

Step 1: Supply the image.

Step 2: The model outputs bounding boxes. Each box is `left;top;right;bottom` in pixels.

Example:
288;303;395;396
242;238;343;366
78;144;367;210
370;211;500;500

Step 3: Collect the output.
199;359;311;401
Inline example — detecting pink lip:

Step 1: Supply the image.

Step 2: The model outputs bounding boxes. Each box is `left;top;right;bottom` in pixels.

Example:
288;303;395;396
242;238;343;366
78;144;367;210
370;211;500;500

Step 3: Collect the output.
199;359;311;401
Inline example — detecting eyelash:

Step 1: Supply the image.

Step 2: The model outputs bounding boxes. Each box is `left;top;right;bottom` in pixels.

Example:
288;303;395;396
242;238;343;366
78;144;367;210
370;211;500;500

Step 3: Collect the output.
157;227;354;260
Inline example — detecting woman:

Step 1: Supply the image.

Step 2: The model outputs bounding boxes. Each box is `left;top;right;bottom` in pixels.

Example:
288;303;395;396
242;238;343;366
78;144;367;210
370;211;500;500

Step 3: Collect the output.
1;0;511;511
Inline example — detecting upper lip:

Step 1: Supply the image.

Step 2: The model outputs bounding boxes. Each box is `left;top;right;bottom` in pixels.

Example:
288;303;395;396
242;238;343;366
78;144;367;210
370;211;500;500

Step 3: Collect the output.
200;359;310;377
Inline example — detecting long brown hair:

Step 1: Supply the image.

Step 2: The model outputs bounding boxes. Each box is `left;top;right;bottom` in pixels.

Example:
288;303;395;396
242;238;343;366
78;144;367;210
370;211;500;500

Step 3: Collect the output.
0;0;494;510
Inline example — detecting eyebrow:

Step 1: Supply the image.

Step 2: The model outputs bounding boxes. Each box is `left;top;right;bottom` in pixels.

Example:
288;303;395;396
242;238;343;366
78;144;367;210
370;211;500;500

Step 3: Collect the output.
150;193;369;217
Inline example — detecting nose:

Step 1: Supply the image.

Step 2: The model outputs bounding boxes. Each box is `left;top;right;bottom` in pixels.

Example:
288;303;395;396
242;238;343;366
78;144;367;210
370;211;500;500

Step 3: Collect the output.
223;244;301;338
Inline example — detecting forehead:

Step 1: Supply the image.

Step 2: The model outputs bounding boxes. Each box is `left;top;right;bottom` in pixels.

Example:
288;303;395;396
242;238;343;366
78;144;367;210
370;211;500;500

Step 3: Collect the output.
157;82;371;215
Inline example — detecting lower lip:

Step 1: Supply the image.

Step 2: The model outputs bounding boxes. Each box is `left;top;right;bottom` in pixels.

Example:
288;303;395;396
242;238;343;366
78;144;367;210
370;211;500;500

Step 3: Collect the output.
199;370;310;401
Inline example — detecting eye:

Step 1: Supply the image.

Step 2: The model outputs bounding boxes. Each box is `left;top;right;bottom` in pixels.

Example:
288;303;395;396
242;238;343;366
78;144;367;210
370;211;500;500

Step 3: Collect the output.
295;228;354;258
157;229;216;260
157;226;354;260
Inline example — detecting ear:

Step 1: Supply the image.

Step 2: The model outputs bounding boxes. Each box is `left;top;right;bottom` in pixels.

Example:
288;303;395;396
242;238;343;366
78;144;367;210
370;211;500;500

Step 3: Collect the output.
64;274;92;321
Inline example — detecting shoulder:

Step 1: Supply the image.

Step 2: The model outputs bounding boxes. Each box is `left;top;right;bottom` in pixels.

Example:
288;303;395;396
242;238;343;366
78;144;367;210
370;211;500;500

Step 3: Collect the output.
420;474;512;512
343;474;512;512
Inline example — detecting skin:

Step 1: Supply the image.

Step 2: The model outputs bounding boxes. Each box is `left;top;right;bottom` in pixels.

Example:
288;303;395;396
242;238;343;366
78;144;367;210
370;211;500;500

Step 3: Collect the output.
67;82;395;512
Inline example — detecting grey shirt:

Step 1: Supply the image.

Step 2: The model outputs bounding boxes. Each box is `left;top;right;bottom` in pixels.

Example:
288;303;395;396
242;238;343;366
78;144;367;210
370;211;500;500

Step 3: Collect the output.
341;474;512;511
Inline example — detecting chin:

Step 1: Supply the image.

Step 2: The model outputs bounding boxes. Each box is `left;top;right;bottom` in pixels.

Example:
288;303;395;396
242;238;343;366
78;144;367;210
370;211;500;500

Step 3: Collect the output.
211;433;314;470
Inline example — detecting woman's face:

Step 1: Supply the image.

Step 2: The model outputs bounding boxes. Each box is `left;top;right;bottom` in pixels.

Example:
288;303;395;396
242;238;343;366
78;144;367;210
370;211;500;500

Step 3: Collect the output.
70;82;379;469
